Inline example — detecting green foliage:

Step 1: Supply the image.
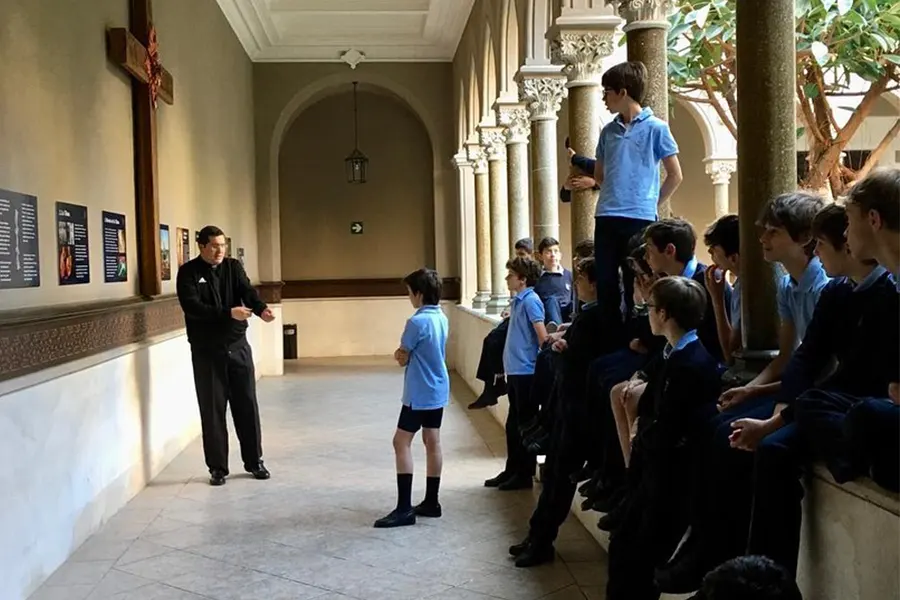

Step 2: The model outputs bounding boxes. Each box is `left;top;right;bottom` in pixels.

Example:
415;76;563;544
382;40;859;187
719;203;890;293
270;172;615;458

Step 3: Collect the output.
667;0;900;94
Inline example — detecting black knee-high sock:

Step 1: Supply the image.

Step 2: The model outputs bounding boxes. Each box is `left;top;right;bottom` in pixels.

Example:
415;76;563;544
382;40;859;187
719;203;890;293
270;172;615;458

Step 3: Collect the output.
425;476;441;505
397;474;413;511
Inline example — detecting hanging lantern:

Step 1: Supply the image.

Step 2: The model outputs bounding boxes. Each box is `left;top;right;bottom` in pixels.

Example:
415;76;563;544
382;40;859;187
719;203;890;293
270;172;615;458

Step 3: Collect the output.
345;81;368;184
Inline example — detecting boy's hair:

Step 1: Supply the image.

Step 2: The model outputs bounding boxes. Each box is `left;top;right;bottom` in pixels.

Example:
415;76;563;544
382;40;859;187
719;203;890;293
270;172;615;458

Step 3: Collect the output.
601;61;648;104
697;556;802;600
402;268;442;305
198;225;225;245
506;256;542;287
812;203;848;249
574;257;597;285
703;214;740;256
845;166;900;232
573;239;595;259
514;237;534;254
538;236;560;254
627;243;652;276
643;218;697;264
757;191;825;256
649;276;707;331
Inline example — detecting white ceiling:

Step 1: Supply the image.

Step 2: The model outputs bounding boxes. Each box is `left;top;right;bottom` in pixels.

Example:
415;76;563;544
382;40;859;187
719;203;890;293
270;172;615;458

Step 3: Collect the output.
215;0;476;62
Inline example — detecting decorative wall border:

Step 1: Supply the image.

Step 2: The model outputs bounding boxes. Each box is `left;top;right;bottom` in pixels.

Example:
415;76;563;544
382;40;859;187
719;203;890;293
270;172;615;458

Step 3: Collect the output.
0;296;185;384
282;278;462;300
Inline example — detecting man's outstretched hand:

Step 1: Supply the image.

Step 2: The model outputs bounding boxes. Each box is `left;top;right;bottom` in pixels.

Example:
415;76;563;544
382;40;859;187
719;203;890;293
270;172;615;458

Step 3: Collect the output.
261;308;275;323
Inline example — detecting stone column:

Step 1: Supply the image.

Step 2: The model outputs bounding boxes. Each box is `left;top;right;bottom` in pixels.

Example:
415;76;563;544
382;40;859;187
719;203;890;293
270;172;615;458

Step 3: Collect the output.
498;103;532;247
614;0;672;216
453;150;476;304
550;17;621;244
467;143;491;309
736;0;796;353
481;126;512;314
705;158;737;217
519;68;568;243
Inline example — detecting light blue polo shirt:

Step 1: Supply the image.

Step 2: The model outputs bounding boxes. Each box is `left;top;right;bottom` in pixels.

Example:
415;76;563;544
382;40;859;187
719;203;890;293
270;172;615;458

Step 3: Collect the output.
731;278;742;332
400;305;449;410
681;257;698;279
503;287;545;376
595;107;679;221
776;257;830;345
663;329;699;359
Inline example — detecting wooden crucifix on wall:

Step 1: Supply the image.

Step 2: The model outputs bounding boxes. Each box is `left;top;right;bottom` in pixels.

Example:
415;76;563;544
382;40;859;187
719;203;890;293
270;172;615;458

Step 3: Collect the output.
107;0;174;298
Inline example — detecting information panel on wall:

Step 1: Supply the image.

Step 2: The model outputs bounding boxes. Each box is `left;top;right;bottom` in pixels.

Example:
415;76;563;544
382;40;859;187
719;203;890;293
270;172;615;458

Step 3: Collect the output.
160;224;171;281
56;202;90;285
176;227;191;267
102;211;127;283
0;189;40;289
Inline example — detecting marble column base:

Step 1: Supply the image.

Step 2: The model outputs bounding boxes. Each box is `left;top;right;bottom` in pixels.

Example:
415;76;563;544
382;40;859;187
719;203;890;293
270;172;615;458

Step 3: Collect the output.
472;291;491;310
486;294;510;315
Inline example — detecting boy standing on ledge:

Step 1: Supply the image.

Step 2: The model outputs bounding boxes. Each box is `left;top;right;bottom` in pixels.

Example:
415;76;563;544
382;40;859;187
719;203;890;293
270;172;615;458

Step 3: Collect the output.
375;269;449;528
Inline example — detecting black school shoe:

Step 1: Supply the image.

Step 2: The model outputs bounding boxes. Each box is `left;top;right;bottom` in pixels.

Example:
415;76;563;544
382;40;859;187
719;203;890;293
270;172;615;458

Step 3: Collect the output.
244;461;271;480
484;471;512;487
515;544;555;568
509;536;531;557
468;392;498;409
209;469;227;486
374;508;416;528
413;501;442;518
498;474;533;491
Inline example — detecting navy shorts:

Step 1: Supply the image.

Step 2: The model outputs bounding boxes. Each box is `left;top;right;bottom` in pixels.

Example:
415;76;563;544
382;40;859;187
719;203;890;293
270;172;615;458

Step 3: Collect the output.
397;405;444;433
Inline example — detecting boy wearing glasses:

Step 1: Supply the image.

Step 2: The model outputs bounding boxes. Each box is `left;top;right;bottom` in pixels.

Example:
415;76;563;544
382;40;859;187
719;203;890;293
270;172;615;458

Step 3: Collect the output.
593;61;683;336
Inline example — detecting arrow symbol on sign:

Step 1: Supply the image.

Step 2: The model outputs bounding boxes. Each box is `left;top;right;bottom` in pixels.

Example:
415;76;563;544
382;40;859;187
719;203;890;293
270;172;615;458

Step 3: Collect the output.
351;222;363;234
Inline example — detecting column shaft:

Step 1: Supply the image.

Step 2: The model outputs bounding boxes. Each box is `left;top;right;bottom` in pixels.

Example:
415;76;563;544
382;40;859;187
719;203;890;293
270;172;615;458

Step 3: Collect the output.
471;151;491;309
531;119;560;242
568;85;602;245
487;155;511;313
714;182;729;218
736;0;796;352
507;141;530;245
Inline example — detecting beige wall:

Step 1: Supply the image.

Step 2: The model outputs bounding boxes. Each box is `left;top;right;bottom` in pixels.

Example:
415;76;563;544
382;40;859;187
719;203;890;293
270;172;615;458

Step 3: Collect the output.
0;0;257;311
253;63;458;284
279;91;434;280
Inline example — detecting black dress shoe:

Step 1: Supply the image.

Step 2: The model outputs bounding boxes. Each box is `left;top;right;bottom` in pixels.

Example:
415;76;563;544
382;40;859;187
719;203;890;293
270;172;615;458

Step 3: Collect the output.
468;393;498;409
484;471;512;487
514;544;555;568
654;540;709;594
413;501;442;518
373;508;416;528
509;536;531;557
597;499;629;532
209;470;227;486
498;474;533;491
245;462;271;480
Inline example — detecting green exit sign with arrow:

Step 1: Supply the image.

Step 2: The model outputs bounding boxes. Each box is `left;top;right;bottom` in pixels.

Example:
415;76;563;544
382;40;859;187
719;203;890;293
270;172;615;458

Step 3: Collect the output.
350;221;364;235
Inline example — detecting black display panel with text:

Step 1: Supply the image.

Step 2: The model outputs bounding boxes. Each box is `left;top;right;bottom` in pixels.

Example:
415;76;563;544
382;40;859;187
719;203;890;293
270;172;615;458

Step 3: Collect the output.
0;189;40;289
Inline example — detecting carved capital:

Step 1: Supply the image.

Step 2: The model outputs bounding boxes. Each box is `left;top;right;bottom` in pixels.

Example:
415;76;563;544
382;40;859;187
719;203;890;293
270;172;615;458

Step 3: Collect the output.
705;158;737;185
479;127;508;161
518;76;568;121
551;30;618;85
608;0;672;30
497;104;531;144
452;150;472;169
467;144;488;174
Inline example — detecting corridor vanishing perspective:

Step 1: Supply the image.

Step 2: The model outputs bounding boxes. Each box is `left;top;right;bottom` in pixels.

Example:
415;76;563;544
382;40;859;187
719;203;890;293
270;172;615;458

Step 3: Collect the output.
30;359;606;600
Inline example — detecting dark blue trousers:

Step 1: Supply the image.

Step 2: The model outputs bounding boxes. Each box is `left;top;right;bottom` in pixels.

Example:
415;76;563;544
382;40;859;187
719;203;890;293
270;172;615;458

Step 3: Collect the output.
594;216;654;332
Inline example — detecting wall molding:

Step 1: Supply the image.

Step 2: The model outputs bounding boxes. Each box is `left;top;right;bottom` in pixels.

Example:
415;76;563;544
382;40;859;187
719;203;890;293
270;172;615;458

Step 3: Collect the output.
282;278;461;300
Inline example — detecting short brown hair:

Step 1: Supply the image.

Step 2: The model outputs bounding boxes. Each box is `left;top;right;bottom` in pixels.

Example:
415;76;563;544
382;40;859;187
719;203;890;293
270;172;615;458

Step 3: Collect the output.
601;61;648;104
756;191;824;257
649;276;707;331
506;256;542;287
538;236;560;254
574;257;597;285
846;167;900;232
403;268;442;305
573;239;595;259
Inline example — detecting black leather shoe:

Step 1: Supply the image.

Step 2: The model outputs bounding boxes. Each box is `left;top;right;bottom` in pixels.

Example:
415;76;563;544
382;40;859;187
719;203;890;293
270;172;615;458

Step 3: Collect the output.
509;536;531;557
373;508;416;528
514;544;555;568
597;505;626;532
413;501;442;518
468;393;498;409
245;462;271;480
209;469;227;486
484;471;512;487
498;474;533;491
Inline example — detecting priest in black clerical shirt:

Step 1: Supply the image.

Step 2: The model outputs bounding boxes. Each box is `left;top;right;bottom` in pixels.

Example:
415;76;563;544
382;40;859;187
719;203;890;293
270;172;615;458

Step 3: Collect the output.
176;225;275;486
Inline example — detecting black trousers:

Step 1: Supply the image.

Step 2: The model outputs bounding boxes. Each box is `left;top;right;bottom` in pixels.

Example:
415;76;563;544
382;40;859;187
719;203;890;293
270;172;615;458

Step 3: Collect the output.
594;216;654;331
505;375;537;478
528;411;588;546
476;318;509;396
191;339;262;474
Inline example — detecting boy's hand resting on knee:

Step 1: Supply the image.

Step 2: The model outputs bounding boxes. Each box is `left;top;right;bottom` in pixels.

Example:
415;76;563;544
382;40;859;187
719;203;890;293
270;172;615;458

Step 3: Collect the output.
394;347;409;367
718;385;755;412
729;418;774;451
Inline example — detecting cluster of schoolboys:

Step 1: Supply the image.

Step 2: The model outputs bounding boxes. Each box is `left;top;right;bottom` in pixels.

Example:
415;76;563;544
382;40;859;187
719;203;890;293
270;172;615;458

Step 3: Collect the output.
466;60;900;600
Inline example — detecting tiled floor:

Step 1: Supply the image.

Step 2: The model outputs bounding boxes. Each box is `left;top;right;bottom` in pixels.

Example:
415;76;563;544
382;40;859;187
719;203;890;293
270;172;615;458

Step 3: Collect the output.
30;358;608;600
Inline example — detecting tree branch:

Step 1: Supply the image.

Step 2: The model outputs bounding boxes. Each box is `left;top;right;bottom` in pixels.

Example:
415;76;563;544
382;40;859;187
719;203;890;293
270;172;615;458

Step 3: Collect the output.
796;81;828;145
700;74;738;139
834;67;894;145
854;118;900;182
812;62;841;135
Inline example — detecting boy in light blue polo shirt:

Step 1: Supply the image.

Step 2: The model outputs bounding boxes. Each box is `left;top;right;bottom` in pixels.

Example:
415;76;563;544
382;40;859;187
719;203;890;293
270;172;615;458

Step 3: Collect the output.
592;61;683;336
483;256;549;491
374;268;449;529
